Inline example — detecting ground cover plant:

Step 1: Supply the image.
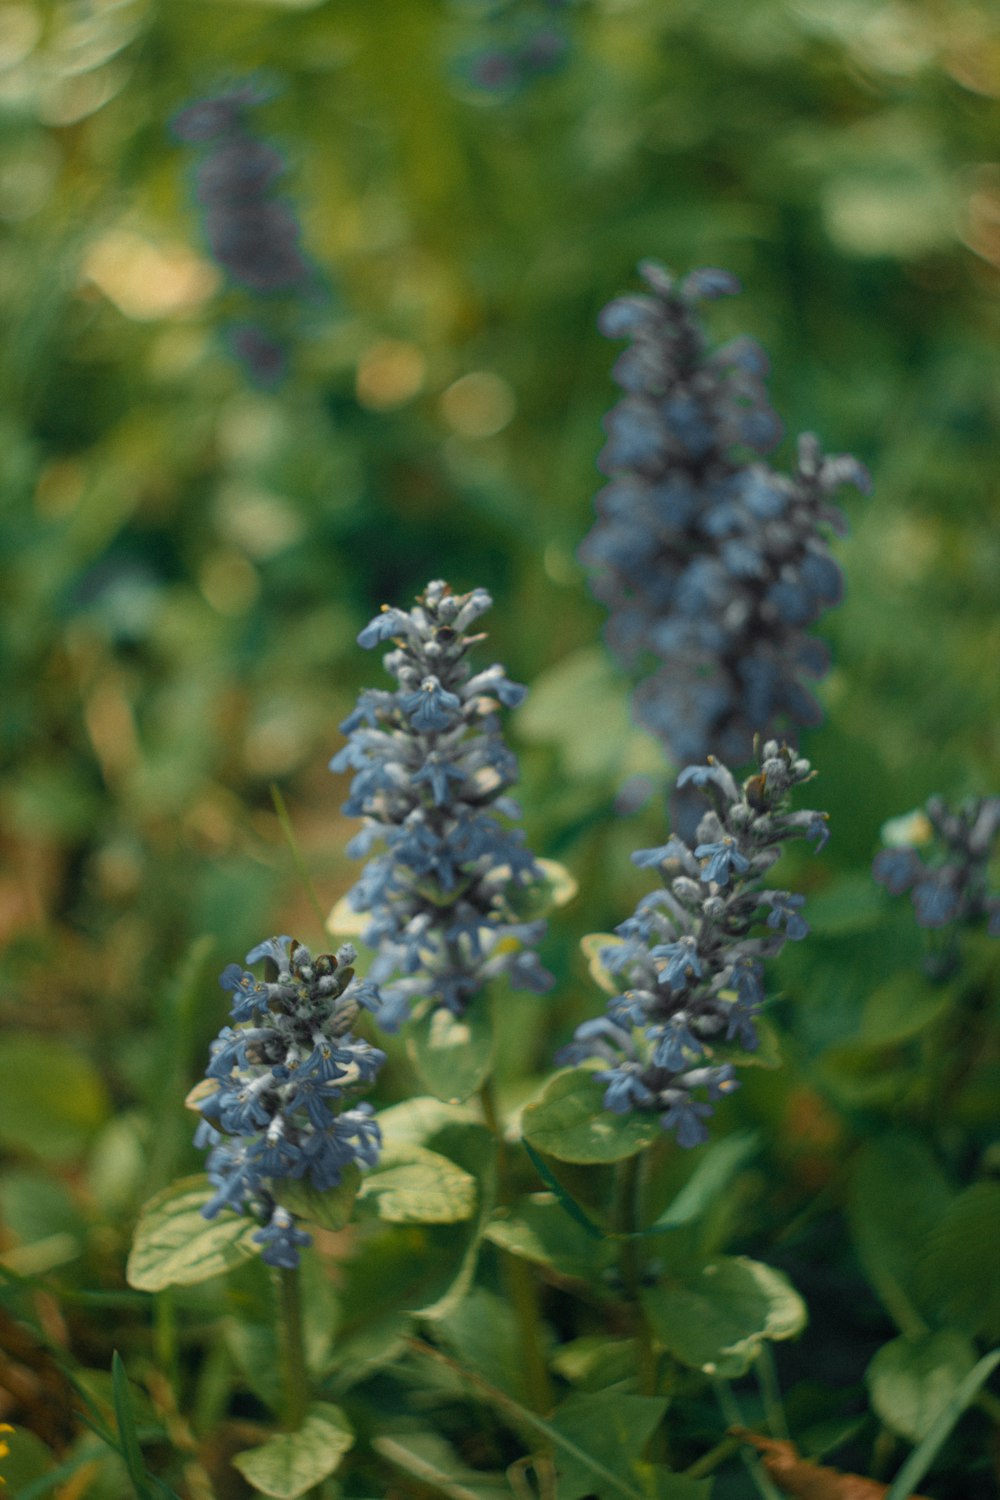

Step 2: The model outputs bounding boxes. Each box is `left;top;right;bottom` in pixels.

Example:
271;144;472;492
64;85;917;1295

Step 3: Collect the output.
1;3;999;1499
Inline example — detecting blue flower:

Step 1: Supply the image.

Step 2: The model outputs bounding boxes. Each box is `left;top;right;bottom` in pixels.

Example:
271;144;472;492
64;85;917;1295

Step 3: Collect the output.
581;262;867;764
563;743;825;1148
194;939;385;1267
695;837;750;886
400;677;463;732
650;937;703;989
253;1207;312;1269
872;847;919;895
333;581;551;1027
764;892;809;941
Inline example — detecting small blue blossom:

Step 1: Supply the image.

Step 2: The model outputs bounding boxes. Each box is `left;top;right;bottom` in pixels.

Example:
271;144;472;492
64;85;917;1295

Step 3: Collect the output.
695;837;751;886
561;742;824;1148
764;892;809;941
334;581;552;1030
872;847;920;895
253;1207;312;1269
194;938;385;1268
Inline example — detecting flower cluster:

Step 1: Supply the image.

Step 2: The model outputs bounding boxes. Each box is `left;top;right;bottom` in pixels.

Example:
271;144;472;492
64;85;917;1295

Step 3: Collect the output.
331;580;553;1031
171;80;318;388
456;0;571;97
193;936;384;1268
559;742;828;1147
873;797;1000;937
580;261;870;768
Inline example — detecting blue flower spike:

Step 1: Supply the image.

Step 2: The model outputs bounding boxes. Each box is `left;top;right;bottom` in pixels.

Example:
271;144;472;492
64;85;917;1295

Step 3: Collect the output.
193;937;385;1267
581;261;869;766
561;741;827;1147
873;795;1000;947
333;580;553;1030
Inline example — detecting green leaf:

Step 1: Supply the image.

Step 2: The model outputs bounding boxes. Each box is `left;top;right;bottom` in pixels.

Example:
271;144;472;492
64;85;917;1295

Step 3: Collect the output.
231;1404;354;1500
521;1139;605;1238
867;1331;978;1443
373;1431;510;1500
917;1181;1000;1339
847;1134;953;1336
522;1069;660;1164
485;1193;611;1282
111;1352;148;1495
641;1256;807;1378
277;1162;360;1232
859;972;951;1046
0;1037;109;1163
378;1096;479;1148
649;1131;759;1232
358;1144;477;1224
406;1003;495;1103
515;645;660;782
551;1336;641;1392
126;1176;258;1292
883;1349;1000;1500
548;1392;669;1500
506;857;579;921
581;933;623;994
336;1123;494;1323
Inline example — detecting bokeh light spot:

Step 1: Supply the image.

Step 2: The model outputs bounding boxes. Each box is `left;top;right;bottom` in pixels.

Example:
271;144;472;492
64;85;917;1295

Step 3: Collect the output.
440;370;515;437
355;338;427;410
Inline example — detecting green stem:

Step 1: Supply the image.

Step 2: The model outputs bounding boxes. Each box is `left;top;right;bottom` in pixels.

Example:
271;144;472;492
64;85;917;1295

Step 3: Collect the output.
755;1345;789;1441
614;1154;658;1401
270;783;328;939
479;1078;554;1415
713;1381;785;1500
277;1264;310;1432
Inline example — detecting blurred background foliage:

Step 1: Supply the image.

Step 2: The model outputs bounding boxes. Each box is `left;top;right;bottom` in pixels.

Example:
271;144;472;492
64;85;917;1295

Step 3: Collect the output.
1;0;999;1493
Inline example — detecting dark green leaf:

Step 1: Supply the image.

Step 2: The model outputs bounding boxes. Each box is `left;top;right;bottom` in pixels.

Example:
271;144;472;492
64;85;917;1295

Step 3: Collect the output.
277;1162;361;1232
641;1256;806;1378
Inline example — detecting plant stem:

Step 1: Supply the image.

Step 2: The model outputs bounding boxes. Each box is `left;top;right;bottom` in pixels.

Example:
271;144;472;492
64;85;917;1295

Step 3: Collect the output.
277;1264;310;1432
479;1077;554;1415
614;1154;658;1401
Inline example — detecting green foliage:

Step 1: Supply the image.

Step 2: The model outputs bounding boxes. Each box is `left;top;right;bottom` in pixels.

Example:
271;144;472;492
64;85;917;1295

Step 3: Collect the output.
357;1144;477;1225
3;1;1000;1495
406;1002;496;1104
231;1403;354;1499
126;1176;258;1292
0;1039;109;1164
641;1256;807;1378
866;1331;979;1444
522;1068;661;1162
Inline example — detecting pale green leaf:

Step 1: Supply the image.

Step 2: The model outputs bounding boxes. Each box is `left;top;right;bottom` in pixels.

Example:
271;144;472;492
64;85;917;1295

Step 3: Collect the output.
867;1331;978;1443
358;1145;477;1225
521;1069;660;1163
126;1176;258;1291
232;1404;354;1499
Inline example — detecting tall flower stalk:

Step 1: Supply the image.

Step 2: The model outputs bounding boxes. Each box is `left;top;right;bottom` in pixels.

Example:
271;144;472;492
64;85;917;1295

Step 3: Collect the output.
192;935;384;1266
331;579;553;1033
581;261;869;767
562;741;828;1146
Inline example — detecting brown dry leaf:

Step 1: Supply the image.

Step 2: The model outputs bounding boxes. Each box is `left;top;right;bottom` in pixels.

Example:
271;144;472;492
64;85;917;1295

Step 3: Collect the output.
730;1429;933;1500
